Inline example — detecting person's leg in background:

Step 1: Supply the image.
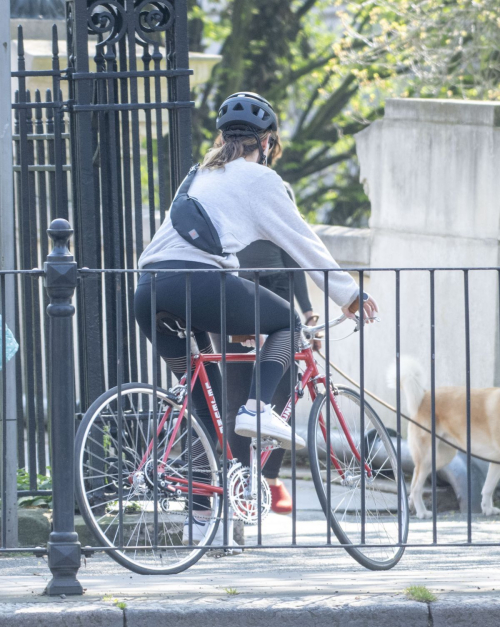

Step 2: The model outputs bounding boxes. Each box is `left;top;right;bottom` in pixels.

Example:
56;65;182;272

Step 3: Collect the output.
257;274;297;513
262;362;295;513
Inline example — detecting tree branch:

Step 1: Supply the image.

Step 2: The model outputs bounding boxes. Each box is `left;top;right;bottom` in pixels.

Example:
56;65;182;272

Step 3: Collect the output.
295;74;358;142
268;51;337;101
297;185;339;208
283;149;354;183
294;70;334;137
214;0;253;102
294;0;318;21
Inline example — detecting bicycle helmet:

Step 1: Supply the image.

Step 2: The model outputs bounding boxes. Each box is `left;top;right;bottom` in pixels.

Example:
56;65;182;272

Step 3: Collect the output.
216;92;278;132
216;92;278;165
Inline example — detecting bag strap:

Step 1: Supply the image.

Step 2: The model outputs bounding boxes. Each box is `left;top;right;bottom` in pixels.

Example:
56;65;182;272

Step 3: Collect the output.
176;163;200;196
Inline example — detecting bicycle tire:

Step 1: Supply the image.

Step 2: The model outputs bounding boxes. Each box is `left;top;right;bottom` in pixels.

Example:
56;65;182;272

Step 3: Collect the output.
308;386;409;570
75;382;222;575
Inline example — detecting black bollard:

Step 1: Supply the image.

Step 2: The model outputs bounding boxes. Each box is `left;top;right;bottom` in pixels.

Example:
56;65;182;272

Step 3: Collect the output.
44;219;82;596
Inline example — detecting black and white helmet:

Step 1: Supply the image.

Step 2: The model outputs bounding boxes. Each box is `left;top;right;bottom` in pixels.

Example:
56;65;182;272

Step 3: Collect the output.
216;92;278;132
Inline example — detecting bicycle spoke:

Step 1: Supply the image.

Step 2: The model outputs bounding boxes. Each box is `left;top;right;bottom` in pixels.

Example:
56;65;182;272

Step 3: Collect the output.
309;388;408;568
76;386;221;574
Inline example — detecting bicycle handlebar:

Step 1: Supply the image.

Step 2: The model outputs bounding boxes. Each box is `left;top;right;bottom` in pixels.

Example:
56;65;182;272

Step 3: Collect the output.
301;313;347;339
301;313;380;341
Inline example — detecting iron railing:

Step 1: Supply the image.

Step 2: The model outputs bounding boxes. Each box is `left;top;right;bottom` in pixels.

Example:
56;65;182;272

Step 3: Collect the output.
10;0;193;497
11;27;71;485
2;219;500;594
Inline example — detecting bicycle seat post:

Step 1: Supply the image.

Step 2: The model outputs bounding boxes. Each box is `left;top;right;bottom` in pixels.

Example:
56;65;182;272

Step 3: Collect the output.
190;333;200;358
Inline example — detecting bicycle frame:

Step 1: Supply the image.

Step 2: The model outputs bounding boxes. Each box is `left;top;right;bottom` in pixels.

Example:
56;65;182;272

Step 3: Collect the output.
136;345;372;498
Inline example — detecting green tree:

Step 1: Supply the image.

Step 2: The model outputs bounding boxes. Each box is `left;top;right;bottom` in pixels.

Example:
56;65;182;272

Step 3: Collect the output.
189;0;500;226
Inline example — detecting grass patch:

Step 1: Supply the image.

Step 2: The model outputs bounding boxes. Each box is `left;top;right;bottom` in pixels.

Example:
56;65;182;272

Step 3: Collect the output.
405;585;437;603
223;587;239;596
102;595;127;609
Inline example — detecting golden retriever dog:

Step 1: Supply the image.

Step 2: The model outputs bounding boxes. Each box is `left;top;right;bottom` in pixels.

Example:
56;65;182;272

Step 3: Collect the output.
391;357;500;519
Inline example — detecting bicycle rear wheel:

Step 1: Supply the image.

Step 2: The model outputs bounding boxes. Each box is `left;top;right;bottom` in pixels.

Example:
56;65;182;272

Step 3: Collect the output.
75;383;222;575
308;386;408;570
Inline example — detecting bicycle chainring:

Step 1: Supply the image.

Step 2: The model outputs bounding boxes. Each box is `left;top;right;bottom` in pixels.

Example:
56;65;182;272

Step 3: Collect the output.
227;464;271;524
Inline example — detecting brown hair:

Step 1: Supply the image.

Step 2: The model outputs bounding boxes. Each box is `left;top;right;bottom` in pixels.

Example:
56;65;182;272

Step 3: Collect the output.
201;128;282;170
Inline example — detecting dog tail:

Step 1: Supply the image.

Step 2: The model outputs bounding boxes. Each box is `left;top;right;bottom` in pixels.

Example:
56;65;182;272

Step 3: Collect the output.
387;356;426;417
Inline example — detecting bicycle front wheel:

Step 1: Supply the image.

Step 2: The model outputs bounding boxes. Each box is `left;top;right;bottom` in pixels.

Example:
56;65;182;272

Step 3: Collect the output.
75;383;222;575
308;387;409;570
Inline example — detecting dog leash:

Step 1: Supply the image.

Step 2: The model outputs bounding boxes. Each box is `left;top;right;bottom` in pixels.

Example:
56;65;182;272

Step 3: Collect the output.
317;350;500;465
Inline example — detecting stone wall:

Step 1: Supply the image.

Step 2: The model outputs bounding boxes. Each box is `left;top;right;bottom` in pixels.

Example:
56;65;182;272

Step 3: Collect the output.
307;98;500;434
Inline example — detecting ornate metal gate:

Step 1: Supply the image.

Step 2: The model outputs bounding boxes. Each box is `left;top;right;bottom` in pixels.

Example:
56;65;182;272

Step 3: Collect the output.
11;0;193;483
67;0;193;412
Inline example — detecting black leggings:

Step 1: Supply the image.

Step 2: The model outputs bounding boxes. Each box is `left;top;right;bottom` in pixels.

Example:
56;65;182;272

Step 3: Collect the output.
134;261;300;479
210;268;301;479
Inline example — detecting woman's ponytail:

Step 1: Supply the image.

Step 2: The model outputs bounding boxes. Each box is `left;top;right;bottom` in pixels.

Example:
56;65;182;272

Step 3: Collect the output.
201;129;281;170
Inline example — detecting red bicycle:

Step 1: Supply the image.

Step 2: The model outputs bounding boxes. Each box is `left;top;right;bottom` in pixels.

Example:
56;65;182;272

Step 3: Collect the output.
75;314;409;575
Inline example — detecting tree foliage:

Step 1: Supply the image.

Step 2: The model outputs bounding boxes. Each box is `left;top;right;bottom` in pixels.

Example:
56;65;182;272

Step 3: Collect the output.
189;0;500;226
333;0;500;105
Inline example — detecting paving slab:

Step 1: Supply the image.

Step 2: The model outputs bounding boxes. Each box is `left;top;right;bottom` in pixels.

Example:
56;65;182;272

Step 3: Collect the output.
0;480;499;625
431;595;500;627
124;596;429;627
0;603;123;627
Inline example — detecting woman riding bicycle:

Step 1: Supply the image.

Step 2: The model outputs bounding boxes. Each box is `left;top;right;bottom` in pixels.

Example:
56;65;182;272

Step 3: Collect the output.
134;91;377;525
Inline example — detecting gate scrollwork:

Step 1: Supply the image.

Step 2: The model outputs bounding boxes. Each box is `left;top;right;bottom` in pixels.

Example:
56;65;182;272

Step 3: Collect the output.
135;0;174;45
87;0;127;47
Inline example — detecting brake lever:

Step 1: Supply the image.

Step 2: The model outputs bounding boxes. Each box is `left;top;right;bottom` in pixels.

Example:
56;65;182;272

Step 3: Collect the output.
353;315;381;332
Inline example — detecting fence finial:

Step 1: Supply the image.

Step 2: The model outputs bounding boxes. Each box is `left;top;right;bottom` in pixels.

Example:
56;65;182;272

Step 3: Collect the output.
52;23;59;57
47;218;74;262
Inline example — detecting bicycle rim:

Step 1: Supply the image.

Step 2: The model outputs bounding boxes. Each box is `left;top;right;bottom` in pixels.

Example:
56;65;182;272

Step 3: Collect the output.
75;383;222;575
308;387;409;570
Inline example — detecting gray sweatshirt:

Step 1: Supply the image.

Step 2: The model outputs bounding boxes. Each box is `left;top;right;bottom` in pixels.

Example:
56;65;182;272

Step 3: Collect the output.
138;157;359;308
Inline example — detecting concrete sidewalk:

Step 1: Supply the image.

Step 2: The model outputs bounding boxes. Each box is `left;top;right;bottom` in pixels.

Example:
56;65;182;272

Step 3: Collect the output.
1;480;499;625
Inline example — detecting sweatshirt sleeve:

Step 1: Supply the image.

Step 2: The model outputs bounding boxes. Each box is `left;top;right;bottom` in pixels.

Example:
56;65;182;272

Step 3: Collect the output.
254;170;359;308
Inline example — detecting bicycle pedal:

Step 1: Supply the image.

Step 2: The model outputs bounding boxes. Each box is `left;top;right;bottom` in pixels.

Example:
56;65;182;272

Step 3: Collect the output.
208;547;243;558
207;548;224;559
259;437;281;450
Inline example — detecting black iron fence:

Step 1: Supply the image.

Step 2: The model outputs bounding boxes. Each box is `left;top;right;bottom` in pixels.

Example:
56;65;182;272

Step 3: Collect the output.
10;0;193;498
11;27;70;484
2;219;500;593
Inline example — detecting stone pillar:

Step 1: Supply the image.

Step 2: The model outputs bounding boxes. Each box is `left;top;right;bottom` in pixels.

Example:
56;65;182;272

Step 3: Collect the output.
355;98;500;424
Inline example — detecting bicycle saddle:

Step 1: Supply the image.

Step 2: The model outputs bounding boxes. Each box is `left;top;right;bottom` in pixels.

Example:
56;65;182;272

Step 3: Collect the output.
156;311;202;336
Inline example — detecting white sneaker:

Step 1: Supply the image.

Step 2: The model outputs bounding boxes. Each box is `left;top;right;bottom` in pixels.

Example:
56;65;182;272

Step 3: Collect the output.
182;515;242;554
235;405;306;450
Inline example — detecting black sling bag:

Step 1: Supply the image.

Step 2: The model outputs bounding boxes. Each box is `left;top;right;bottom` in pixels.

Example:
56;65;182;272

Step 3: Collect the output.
170;164;226;257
